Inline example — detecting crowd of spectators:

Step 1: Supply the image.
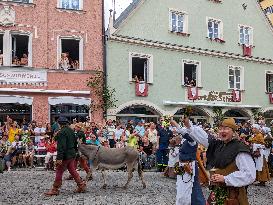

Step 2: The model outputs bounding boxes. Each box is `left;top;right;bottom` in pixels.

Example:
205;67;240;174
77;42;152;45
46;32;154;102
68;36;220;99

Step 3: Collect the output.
1;115;273;179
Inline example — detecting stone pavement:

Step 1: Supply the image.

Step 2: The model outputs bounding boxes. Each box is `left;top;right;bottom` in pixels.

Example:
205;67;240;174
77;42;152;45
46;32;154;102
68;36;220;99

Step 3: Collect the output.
0;170;272;205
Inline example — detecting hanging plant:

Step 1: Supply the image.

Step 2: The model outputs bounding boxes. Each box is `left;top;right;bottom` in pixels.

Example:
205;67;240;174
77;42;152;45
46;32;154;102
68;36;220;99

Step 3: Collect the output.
87;71;117;116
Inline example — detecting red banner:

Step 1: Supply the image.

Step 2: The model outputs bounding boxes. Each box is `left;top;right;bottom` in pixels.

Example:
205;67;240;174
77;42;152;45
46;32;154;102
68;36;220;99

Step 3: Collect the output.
188;87;198;100
232;90;241;102
135;82;148;97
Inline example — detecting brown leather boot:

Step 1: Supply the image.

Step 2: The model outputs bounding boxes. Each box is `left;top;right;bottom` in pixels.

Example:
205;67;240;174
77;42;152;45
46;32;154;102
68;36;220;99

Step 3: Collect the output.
44;181;62;196
74;177;86;193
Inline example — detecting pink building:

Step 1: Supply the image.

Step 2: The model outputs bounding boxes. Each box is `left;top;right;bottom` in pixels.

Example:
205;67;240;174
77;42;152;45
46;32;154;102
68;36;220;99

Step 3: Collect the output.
0;0;104;124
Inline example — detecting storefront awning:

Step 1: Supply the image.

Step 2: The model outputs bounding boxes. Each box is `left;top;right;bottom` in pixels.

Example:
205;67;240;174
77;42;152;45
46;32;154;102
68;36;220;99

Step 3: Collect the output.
0;95;33;105
48;96;91;106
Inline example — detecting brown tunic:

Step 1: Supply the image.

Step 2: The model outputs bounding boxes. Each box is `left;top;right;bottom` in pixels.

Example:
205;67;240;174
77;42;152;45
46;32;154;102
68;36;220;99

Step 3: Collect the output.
213;162;249;205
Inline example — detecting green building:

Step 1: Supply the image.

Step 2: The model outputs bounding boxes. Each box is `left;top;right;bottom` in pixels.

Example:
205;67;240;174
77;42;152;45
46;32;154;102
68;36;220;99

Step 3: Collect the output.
106;0;273;125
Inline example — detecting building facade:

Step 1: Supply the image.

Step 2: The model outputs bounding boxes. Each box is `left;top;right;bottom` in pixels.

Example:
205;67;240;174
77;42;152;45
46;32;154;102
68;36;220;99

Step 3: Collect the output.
0;0;104;124
106;0;273;125
260;0;273;25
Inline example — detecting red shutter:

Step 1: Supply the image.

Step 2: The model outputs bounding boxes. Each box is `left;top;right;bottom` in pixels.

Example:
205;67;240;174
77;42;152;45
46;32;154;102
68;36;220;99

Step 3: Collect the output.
243;45;252;57
269;93;273;104
188;87;198;100
135;82;148;97
232;90;241;102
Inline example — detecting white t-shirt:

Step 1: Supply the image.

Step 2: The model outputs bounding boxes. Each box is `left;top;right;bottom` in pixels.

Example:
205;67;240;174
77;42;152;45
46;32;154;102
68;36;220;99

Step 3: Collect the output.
107;125;116;140
147;128;158;144
114;128;124;141
34;127;46;143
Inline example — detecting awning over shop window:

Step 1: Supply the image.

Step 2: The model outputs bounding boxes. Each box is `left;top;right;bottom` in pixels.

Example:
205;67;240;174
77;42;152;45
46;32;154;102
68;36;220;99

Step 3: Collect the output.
48;96;91;106
0;95;33;105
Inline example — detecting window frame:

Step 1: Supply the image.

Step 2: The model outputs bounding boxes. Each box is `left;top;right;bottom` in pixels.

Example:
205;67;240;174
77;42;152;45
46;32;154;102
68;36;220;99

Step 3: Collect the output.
238;24;253;46
129;52;153;84
57;0;83;11
228;65;244;90
0;30;32;67
57;35;84;70
181;59;202;87
169;9;189;34
265;70;273;93
206;17;224;40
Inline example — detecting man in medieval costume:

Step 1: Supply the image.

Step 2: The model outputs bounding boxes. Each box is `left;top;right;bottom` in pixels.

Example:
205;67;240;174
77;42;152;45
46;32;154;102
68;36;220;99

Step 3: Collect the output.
171;117;206;205
174;117;256;205
44;117;86;196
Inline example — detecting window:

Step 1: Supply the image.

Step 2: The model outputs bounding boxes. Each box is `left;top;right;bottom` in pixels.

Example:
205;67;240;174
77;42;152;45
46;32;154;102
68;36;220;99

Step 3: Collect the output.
11;34;29;66
50;104;89;123
228;65;244;90
266;72;273;93
0;31;32;67
0;34;3;66
207;17;223;40
169;9;188;34
129;53;153;83
239;25;253;46
59;0;82;10
58;37;83;70
182;60;201;87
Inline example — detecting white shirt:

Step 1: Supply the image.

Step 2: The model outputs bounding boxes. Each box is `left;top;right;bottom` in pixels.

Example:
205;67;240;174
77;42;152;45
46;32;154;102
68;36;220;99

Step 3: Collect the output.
34;127;46;136
114;128;124;141
177;125;256;187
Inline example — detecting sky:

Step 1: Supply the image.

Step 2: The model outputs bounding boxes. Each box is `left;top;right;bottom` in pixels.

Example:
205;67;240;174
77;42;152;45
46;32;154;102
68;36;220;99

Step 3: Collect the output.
104;0;132;27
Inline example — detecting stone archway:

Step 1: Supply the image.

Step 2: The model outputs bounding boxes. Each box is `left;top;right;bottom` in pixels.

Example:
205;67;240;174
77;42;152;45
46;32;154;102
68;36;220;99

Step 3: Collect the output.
223;109;251;123
173;106;211;124
107;100;164;122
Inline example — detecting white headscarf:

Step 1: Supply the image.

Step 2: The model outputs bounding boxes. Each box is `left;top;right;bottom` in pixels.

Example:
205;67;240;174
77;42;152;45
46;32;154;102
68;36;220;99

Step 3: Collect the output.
252;124;261;131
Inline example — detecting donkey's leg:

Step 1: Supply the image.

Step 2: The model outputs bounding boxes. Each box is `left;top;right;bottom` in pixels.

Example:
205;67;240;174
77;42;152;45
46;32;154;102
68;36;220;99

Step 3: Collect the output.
137;160;147;189
123;163;133;189
101;169;107;189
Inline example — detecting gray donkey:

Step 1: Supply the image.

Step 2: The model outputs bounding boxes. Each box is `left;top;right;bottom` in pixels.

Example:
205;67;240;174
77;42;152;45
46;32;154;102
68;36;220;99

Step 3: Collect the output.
78;144;146;189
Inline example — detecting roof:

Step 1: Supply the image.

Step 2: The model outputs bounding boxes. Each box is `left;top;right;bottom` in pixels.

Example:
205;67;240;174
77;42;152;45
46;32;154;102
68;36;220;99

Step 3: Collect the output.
113;0;142;29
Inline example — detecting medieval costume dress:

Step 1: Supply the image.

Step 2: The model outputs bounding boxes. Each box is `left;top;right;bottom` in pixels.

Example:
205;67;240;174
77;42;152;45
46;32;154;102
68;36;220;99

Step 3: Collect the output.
175;132;205;205
250;132;270;185
178;123;256;205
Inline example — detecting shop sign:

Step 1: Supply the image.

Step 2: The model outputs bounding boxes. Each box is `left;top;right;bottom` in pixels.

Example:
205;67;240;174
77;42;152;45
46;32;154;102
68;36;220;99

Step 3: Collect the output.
0;69;47;84
187;89;240;103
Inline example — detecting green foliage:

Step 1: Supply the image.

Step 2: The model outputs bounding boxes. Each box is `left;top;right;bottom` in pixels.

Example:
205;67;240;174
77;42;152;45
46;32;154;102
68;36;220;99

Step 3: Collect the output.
87;71;117;114
212;107;224;126
251;108;264;122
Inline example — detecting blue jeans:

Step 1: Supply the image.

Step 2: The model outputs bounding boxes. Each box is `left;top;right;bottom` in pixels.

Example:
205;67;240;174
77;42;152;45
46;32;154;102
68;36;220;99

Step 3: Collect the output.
156;149;168;166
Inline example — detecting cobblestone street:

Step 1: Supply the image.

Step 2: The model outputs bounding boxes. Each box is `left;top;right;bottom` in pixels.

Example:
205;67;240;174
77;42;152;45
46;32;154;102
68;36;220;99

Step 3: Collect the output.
0;170;273;205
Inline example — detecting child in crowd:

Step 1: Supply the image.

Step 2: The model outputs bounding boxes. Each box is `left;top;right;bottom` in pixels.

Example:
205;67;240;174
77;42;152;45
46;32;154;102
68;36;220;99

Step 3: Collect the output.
86;133;100;146
164;137;180;178
23;141;35;168
116;133;126;148
44;138;57;170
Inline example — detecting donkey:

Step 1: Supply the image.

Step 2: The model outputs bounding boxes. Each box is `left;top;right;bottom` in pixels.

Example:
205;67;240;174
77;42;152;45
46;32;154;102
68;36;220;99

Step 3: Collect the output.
78;144;146;189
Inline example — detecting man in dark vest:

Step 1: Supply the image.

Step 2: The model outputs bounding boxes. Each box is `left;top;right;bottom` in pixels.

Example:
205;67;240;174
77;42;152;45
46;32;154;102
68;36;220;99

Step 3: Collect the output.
174;117;256;205
45;117;86;196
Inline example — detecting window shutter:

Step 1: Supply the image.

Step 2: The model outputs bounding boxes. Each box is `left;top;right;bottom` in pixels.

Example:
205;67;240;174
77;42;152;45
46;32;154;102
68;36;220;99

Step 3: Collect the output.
184;14;189;33
249;28;254;46
220;21;224;40
129;53;133;81
240;66;244;90
147;56;153;84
